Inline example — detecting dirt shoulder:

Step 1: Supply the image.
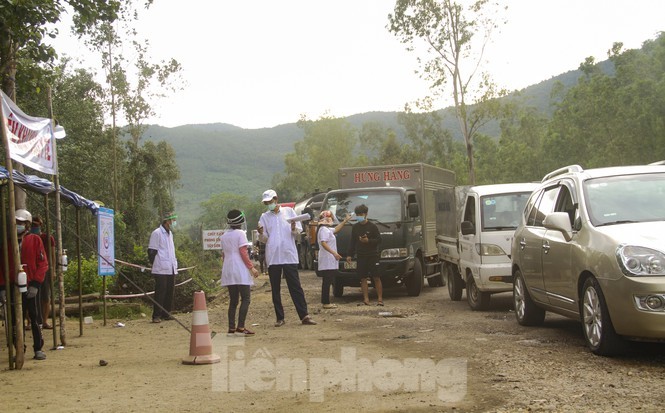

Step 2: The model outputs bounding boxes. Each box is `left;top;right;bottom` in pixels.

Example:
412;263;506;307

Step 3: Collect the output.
2;270;665;412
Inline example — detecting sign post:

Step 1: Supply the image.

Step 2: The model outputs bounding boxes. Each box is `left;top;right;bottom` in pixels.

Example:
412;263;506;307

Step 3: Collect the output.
97;207;115;326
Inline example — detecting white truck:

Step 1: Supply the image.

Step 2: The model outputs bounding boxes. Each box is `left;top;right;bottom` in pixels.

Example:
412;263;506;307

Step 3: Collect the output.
436;183;539;310
320;163;456;297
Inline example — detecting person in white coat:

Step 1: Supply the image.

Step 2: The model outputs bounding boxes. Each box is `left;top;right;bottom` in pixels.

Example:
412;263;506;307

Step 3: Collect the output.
221;209;259;336
258;189;316;327
148;212;178;323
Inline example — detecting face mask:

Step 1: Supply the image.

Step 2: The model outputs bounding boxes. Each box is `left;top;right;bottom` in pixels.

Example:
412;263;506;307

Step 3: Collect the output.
16;225;26;234
30;227;40;234
356;216;365;223
267;202;277;212
171;221;177;230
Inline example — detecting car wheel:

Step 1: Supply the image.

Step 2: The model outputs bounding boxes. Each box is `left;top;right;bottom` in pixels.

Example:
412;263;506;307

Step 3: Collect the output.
513;270;545;326
581;277;626;356
405;258;423;296
446;263;463;301
333;279;344;298
466;274;490;311
428;263;444;287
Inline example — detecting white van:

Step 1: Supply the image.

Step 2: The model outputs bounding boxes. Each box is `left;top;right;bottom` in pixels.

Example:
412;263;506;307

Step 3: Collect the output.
437;183;539;310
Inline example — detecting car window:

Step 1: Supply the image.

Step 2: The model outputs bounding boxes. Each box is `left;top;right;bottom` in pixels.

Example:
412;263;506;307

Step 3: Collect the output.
553;183;577;227
526;190;542;226
532;186;560;227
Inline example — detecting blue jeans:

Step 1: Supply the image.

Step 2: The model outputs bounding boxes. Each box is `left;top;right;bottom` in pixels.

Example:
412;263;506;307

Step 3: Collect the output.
268;264;308;321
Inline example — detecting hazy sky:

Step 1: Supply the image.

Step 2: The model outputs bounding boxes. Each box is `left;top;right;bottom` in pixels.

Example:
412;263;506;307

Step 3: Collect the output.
51;0;664;129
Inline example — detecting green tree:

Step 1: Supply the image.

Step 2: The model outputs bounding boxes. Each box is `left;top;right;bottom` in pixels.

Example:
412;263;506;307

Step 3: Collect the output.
277;115;356;196
389;0;506;184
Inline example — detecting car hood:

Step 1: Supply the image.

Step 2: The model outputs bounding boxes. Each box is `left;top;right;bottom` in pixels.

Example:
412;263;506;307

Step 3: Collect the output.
595;221;665;250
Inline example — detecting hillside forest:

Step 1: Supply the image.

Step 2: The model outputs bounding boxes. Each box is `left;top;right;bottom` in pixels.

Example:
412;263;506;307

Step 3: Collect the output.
1;1;664;310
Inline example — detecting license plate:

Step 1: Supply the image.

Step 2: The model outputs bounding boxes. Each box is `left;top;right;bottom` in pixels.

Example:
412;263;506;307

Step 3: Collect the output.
344;261;357;270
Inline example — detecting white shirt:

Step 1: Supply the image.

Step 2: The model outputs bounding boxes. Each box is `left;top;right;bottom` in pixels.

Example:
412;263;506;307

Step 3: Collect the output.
149;225;178;275
258;207;301;266
317;225;339;271
220;229;254;286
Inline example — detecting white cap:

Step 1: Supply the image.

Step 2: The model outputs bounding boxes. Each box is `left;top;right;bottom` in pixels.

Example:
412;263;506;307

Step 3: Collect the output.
261;189;277;203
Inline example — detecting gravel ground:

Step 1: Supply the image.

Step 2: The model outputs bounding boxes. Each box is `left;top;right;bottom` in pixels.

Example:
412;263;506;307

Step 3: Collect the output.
1;269;664;412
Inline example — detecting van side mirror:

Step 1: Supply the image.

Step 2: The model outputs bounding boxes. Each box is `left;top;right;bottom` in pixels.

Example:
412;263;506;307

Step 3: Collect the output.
543;212;573;241
408;203;419;218
460;221;475;235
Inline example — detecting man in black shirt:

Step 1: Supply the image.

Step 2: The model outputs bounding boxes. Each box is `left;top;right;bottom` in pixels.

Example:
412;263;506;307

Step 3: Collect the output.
346;204;384;306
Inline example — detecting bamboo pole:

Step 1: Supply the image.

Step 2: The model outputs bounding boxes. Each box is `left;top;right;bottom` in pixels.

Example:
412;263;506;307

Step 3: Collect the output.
47;87;66;346
43;194;57;349
0;94;25;368
77;208;82;336
1;187;15;369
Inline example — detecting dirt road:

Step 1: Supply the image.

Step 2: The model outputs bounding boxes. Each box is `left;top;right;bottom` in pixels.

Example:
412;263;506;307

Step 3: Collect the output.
1;270;664;412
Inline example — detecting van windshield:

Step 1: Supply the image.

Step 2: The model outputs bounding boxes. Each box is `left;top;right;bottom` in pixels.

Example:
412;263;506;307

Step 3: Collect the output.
585;173;665;226
481;192;532;231
323;191;402;223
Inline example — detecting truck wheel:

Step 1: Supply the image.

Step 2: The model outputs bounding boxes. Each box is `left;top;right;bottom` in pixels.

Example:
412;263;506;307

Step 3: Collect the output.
333;279;344;297
306;248;314;270
298;245;306;270
466;274;490;310
446;264;463;301
405;258;424;296
427;263;444;287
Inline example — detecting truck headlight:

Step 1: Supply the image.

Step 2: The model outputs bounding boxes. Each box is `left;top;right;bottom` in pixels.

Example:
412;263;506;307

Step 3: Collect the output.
475;243;506;256
381;248;407;258
617;245;665;276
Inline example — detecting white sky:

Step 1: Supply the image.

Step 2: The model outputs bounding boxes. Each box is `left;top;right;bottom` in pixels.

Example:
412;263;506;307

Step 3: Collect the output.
51;0;665;129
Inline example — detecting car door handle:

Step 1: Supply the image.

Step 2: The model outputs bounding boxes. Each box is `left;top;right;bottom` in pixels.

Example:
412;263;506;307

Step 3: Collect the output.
519;238;526;250
542;241;550;253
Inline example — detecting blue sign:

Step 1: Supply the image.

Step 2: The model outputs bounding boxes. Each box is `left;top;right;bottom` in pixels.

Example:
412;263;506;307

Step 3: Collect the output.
97;207;115;276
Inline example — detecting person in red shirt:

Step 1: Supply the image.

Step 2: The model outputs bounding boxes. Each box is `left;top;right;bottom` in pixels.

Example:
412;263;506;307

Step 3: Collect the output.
31;215;56;329
0;209;49;360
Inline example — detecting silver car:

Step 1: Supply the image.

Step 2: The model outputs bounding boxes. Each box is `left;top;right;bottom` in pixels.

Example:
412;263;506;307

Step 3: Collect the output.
511;164;665;355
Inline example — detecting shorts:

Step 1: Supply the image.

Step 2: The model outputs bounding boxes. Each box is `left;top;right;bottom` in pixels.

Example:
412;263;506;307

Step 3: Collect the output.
356;255;380;279
40;270;51;301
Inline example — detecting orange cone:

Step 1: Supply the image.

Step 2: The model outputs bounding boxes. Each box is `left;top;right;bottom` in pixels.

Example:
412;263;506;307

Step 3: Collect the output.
182;291;220;365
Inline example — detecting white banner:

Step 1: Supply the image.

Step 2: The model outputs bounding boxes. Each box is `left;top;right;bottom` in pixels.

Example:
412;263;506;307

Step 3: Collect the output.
1;90;66;174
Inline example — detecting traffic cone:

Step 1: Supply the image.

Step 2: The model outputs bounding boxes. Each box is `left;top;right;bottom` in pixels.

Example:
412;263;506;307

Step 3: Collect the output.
182;291;220;365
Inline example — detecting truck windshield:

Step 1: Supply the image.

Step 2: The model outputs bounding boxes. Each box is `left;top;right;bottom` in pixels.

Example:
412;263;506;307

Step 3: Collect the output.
324;191;402;223
481;192;532;231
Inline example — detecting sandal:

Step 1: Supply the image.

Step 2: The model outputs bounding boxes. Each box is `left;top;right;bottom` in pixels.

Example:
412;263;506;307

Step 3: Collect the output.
227;328;236;337
377;302;384;306
357;301;370;306
42;323;53;330
235;328;255;336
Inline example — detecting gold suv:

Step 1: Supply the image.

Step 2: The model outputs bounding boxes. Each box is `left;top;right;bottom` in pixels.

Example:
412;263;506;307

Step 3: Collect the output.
511;164;665;355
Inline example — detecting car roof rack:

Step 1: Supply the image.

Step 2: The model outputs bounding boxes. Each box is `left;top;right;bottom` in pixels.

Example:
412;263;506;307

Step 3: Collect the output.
541;165;583;182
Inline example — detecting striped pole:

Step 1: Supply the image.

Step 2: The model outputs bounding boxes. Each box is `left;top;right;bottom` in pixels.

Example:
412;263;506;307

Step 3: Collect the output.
182;291;220;365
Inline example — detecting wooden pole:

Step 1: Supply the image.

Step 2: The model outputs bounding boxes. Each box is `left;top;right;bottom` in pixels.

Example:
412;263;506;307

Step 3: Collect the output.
0;92;25;368
43;194;57;349
1;187;15;369
47;86;66;346
77;208;82;336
